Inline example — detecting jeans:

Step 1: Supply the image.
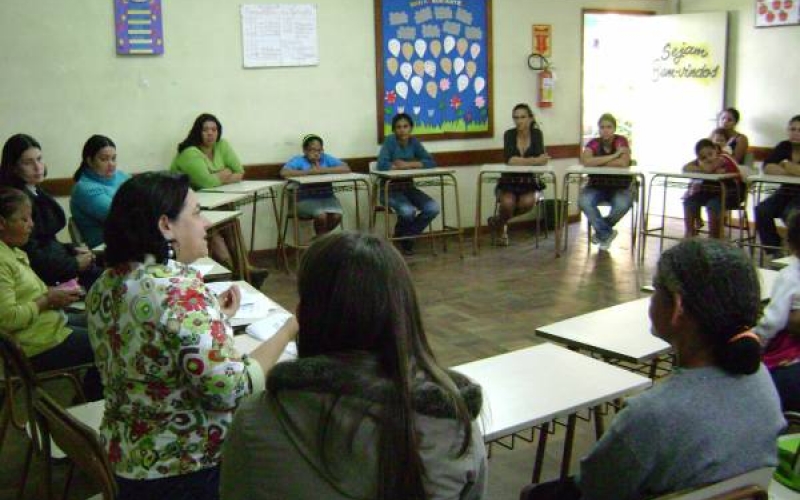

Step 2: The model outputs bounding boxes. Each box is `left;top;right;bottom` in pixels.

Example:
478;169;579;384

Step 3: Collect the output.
769;362;800;412
116;466;220;500
384;187;440;237
28;316;103;401
578;186;633;241
756;187;800;249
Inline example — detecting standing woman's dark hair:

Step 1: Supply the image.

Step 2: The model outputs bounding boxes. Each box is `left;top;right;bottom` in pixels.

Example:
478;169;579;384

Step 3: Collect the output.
296;231;475;499
104;172;190;266
654;239;762;374
73;135;116;181
0;134;42;189
392;113;414;130
178;113;223;153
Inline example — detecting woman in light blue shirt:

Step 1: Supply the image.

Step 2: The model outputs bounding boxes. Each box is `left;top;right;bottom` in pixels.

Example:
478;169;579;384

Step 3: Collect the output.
280;134;350;236
70;135;129;248
376;113;439;255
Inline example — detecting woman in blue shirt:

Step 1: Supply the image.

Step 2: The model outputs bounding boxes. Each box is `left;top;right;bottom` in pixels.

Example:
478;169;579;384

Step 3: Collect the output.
376;113;439;255
280;134;350;236
70;135;130;248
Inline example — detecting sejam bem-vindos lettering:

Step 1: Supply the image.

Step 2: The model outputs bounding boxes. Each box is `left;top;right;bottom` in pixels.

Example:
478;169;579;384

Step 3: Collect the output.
652;42;720;82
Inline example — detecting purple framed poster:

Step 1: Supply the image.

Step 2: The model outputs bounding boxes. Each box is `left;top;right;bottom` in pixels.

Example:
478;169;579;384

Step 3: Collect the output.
115;0;164;55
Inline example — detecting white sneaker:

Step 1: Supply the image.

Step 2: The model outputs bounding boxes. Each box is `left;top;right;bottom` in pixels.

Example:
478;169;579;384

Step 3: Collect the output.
598;230;618;251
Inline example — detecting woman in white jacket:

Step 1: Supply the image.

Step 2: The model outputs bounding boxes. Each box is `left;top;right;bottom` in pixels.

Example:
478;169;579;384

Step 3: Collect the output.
755;210;800;411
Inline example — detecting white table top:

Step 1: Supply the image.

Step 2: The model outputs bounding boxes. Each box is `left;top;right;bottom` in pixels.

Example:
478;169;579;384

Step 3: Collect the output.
202;180;285;194
190;256;231;280
195;191;252;209
535;298;671;363
286;172;370;184
479;164;554;174
453;343;651;442
564;165;646;176
747;173;800;185
202;209;243;228
206;280;285;328
372;167;456;178
641;268;779;302
647;170;739;181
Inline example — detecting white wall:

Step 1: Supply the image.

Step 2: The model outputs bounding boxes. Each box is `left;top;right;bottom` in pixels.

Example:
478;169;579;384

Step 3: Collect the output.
0;0;670;180
679;0;800;146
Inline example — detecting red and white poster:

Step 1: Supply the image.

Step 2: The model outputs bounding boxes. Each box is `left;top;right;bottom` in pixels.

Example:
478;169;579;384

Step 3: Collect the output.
755;0;800;27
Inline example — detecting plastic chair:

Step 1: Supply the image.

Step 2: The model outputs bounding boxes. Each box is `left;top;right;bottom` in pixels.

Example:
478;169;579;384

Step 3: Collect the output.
32;389;116;500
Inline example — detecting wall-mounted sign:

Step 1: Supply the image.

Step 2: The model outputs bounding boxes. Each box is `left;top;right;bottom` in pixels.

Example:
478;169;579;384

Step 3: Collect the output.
532;24;551;57
115;0;164;55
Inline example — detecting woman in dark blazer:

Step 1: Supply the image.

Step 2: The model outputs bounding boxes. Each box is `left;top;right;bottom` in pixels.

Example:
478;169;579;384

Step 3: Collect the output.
490;103;550;245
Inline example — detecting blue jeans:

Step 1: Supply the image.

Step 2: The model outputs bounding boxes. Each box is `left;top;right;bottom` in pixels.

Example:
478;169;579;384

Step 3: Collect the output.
578;186;633;241
384;187;440;237
769;362;800;412
756;187;800;249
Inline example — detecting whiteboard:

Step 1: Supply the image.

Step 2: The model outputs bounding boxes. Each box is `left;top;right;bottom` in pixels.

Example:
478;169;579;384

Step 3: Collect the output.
240;4;318;68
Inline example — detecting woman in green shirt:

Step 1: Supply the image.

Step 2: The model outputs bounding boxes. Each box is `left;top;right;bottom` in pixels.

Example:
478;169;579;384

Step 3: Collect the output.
0;186;101;400
171;114;267;287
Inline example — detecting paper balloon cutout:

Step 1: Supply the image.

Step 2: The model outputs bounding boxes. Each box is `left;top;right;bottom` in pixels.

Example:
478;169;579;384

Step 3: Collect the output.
413;106;421;115
426;81;438;98
388;39;401;57
456;38;468;56
413;60;425;76
410;76;423;95
443;36;456;54
457;74;469;92
400;62;412;81
474;76;485;94
414;39;427;58
430;39;442;58
424;60;436;78
466;60;477;78
386;58;398;76
395;82;408;100
470;43;481;60
454;57;465;75
401;42;414;61
440;57;452;74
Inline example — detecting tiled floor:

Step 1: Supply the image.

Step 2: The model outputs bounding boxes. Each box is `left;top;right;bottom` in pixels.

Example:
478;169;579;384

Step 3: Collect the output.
2;218;770;499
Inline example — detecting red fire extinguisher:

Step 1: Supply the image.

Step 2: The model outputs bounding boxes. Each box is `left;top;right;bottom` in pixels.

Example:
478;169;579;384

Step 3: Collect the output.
538;67;554;108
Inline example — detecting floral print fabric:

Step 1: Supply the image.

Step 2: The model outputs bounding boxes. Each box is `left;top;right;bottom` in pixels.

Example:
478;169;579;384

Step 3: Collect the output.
87;260;251;479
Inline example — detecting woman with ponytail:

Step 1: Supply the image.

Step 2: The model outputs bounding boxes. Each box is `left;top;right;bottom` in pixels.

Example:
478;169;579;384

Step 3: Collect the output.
70;135;129;248
575;239;784;500
221;231;487;500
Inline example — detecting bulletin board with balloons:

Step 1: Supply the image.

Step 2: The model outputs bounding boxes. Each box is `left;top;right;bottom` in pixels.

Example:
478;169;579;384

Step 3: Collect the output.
375;0;493;141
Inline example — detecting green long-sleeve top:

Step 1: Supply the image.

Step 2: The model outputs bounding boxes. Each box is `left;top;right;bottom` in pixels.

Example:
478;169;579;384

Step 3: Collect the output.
169;138;243;189
0;240;70;357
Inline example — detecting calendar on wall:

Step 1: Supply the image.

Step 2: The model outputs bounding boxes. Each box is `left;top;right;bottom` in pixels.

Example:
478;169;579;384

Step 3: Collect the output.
114;0;164;55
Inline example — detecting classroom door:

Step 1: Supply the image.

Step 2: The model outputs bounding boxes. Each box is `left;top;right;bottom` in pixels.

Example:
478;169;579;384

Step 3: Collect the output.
582;11;728;170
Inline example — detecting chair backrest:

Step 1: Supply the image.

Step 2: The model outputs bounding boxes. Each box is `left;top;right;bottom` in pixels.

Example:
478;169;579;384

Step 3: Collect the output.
653;467;773;500
0;333;40;436
33;389;117;500
67;217;84;245
369;160;378;173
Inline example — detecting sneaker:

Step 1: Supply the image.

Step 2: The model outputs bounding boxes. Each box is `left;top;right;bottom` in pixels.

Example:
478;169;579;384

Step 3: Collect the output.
400;240;415;256
598;230;618;251
497;233;510;246
590;232;600;245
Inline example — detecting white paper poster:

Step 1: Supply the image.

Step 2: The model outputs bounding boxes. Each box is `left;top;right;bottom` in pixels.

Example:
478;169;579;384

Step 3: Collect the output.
241;4;318;68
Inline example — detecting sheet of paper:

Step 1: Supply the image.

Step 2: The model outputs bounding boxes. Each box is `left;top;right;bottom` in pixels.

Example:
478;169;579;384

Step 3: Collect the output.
189;264;214;276
241;4;318;68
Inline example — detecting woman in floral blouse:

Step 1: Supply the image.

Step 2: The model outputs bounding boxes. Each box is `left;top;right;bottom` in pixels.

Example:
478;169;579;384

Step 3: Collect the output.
87;172;295;500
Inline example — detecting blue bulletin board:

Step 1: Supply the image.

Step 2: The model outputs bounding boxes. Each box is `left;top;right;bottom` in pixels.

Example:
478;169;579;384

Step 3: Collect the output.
375;0;493;142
